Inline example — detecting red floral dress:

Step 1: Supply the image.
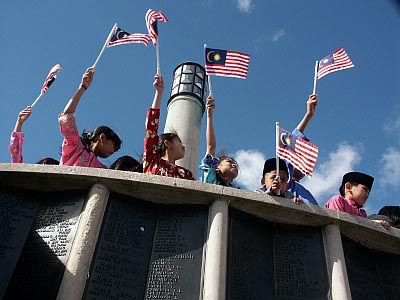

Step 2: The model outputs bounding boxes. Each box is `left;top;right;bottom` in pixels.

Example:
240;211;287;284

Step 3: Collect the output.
143;108;194;180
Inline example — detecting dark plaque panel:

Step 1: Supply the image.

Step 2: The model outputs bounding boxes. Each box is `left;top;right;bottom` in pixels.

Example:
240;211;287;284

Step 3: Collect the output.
273;224;329;300
0;187;40;299
343;236;400;300
83;193;157;300
226;209;275;300
144;205;208;300
4;191;85;300
375;252;400;299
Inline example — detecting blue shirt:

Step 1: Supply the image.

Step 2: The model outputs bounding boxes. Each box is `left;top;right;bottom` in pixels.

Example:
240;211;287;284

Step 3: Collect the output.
199;153;236;187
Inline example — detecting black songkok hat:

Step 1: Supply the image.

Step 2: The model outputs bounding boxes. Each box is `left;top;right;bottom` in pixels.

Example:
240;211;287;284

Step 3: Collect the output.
341;172;374;191
262;158;288;177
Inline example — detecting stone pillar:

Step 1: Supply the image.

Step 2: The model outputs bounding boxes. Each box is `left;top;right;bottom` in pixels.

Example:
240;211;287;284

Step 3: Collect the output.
203;200;229;300
56;183;110;300
164;62;206;175
323;224;352;300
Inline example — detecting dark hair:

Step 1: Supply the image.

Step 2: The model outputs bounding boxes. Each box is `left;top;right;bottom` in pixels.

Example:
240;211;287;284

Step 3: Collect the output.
81;126;122;152
110;155;143;172
156;133;179;156
36;157;59;165
378;206;400;226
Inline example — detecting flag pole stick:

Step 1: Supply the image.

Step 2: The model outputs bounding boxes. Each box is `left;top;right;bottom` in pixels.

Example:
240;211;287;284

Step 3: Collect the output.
204;44;213;96
275;121;281;196
156;42;161;75
92;23;117;69
30;94;43;108
312;60;319;95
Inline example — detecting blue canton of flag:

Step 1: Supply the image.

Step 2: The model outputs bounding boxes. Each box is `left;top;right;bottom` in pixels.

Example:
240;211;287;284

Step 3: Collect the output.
206;48;227;65
319;54;334;69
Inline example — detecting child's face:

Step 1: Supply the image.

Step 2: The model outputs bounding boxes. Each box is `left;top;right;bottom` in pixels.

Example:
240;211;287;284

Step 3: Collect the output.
168;136;185;160
217;158;239;180
347;183;370;206
95;135;116;158
264;170;289;191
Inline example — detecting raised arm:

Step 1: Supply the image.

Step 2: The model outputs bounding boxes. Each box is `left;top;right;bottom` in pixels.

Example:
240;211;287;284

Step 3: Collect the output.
13;106;32;132
206;95;216;156
63;67;94;114
296;94;317;134
151;75;164;109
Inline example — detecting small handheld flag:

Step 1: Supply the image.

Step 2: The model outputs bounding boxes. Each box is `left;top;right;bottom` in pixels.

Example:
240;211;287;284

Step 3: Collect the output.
205;47;250;79
31;64;63;108
145;9;168;75
107;26;152;47
276;126;318;177
145;9;168;46
317;48;354;80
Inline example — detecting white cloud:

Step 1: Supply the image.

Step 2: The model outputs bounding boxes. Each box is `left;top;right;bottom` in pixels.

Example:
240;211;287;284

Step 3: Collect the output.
302;143;362;203
236;0;254;14
234;149;265;190
379;147;400;187
271;29;285;42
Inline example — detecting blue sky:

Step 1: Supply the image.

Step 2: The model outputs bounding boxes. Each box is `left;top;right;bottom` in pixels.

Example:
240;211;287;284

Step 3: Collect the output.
1;0;399;213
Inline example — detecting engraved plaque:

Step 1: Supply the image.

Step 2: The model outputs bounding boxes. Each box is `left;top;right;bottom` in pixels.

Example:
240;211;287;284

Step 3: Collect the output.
83;193;157;300
343;236;400;300
4;191;85;300
0;186;40;299
273;224;328;300
375;252;400;299
226;209;274;300
144;206;208;300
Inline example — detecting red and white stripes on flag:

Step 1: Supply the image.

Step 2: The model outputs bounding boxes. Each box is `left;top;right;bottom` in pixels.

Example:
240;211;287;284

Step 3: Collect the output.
41;64;62;95
107;26;152;47
205;48;250;79
145;9;168;45
276;127;318;177
317;48;354;80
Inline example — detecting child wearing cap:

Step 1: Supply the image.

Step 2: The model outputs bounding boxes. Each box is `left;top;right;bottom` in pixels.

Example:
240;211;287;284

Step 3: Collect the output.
256;158;302;204
324;171;373;217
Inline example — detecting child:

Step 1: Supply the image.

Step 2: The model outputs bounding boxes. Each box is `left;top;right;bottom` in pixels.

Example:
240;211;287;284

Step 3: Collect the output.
199;95;239;187
324;172;373;217
110;155;143;172
9;106;32;163
369;206;400;229
287;94;318;205
143;75;194;179
59;67;122;168
256;158;302;204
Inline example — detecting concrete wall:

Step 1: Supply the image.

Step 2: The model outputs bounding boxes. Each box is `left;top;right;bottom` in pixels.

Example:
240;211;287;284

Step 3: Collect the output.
1;163;400;300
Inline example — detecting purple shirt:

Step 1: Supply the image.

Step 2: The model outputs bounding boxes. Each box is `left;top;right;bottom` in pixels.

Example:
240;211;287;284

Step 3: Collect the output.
324;195;367;218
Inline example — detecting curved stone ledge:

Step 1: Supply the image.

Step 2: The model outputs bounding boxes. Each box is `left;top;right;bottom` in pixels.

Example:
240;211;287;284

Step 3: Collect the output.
1;163;399;255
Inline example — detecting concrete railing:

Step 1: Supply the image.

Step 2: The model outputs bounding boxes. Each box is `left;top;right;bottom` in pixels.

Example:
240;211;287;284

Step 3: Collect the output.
1;163;399;300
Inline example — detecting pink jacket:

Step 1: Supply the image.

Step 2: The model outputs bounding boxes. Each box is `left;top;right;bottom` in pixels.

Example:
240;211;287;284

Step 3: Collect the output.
59;113;105;168
9;131;24;163
324;195;367;218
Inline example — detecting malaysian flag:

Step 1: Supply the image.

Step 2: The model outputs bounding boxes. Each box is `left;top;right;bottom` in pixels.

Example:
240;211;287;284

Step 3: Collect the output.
145;9;168;45
276;126;318;177
107;26;152;47
41;64;62;95
317;48;354;80
205;48;250;79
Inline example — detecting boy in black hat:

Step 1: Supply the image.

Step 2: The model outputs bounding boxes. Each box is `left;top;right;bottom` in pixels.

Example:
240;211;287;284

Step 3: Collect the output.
256;158;302;204
324;171;374;217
